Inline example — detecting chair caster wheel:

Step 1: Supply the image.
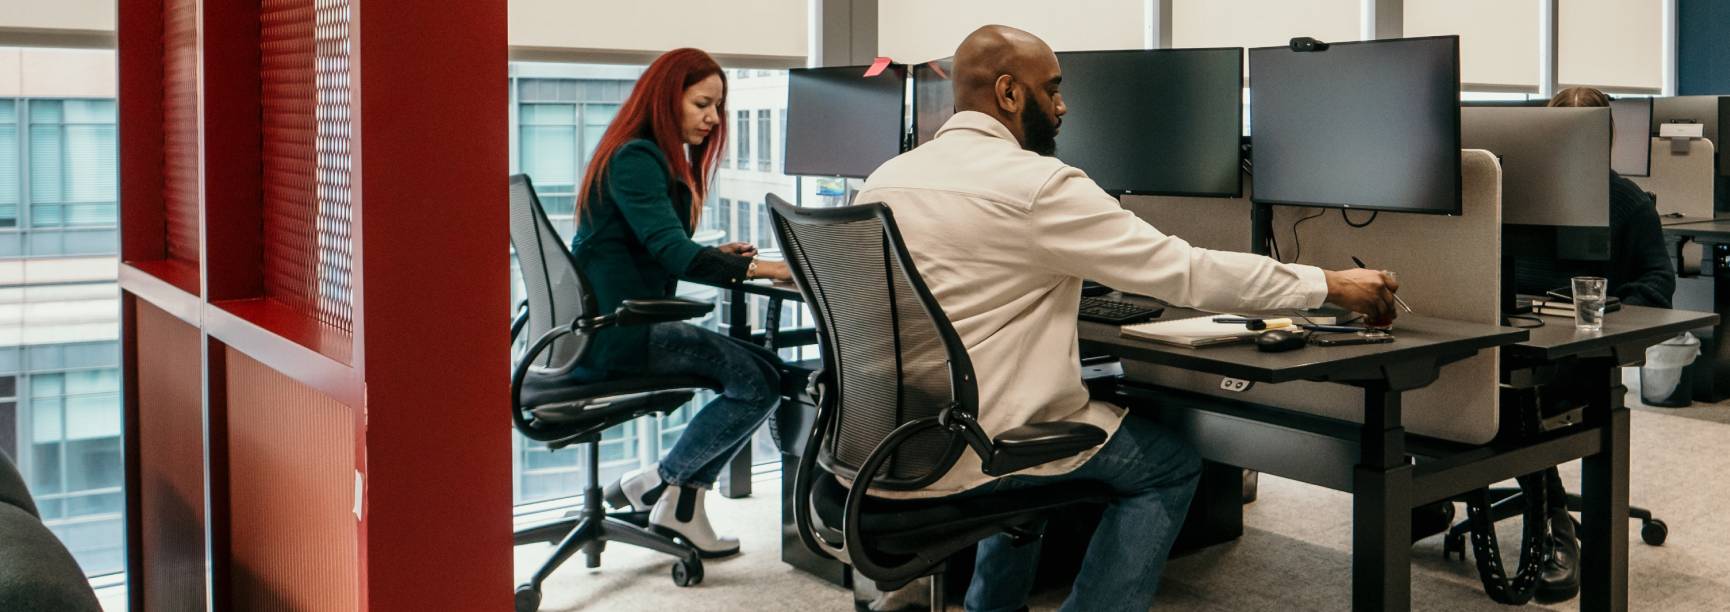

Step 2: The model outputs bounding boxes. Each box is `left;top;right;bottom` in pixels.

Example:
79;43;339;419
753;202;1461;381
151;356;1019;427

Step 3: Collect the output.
1641;519;1668;546
514;584;542;612
1443;532;1466;561
672;557;704;587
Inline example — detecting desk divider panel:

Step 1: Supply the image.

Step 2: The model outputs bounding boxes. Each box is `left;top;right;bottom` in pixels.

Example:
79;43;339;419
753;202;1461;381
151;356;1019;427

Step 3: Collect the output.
1629;137;1717;219
1123;150;1504;444
1120;170;1256;253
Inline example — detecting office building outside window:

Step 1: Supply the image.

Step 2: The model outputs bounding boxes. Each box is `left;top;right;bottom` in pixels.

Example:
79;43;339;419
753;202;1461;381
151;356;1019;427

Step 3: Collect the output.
757;109;772;171
2;45;126;584
735;110;750;170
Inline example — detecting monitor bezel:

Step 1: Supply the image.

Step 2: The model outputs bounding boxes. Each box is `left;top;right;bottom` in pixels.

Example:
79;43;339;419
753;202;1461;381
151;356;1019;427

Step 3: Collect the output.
1247;35;1464;216
1051;46;1246;199
784;63;910;180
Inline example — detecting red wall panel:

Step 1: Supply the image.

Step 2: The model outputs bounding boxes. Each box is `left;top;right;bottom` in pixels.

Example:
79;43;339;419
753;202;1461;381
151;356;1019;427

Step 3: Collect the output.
225;347;358;611
162;0;201;267
134;300;208;611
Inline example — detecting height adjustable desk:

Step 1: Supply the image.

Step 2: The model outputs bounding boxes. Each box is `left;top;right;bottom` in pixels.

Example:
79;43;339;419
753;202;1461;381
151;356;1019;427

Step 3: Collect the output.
1080;309;1526;611
1080;301;1710;611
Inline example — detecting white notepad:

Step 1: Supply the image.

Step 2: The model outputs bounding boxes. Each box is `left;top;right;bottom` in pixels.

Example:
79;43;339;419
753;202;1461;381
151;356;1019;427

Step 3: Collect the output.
1120;315;1260;348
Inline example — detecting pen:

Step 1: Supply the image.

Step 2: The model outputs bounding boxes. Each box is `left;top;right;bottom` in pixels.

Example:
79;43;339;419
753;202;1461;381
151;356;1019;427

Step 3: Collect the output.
1350;256;1414;314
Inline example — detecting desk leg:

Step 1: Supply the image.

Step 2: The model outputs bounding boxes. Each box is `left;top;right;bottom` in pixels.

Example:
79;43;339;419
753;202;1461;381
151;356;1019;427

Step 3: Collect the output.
1581;360;1629;612
1353;382;1412;612
720;287;754;499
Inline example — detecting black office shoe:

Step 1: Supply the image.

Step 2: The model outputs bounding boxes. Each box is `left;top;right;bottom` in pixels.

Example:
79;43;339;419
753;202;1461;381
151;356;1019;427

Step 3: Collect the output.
1536;509;1581;603
1410;501;1455;543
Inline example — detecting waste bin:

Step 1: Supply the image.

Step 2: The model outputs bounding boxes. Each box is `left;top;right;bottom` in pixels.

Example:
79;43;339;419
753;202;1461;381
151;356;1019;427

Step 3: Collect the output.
1641;333;1701;407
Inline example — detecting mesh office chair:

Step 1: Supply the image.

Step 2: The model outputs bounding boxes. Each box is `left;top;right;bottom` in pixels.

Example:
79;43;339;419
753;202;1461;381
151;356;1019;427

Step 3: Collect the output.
770;195;1113;609
508;175;722;612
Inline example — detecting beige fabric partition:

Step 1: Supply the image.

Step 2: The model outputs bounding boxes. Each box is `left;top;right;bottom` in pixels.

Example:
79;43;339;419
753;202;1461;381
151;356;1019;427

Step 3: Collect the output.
1120;172;1255;253
1629;138;1718;219
1123;150;1504;444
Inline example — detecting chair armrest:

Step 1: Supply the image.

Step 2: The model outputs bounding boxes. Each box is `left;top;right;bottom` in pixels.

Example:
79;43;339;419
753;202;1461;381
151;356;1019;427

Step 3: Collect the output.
614;298;714;326
982;421;1107;477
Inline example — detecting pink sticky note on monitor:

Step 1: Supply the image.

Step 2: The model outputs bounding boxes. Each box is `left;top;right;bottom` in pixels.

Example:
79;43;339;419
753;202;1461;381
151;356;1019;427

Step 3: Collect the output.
864;57;892;77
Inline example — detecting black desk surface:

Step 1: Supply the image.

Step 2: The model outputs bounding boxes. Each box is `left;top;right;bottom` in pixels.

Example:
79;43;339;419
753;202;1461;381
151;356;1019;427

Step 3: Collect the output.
1661;218;1730;238
1503;305;1717;362
1658;214;1721;228
1079;307;1527;385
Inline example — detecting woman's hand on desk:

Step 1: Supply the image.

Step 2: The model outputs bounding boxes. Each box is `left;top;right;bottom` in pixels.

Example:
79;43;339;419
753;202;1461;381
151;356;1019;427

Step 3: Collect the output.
1324;268;1401;326
718;242;759;257
750;259;792;282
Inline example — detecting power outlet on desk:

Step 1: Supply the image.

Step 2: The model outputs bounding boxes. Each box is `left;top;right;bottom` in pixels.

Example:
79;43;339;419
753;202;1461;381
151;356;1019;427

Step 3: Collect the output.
1219;377;1253;393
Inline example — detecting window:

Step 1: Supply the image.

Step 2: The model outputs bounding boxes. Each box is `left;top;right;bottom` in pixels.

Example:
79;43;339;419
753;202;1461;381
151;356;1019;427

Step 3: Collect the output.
26;100;117;229
717;198;732;238
519;102;579;218
778;111;788;174
735;110;750;169
757;110;772;171
758;202;775;251
0;100;17;228
10;350;125;578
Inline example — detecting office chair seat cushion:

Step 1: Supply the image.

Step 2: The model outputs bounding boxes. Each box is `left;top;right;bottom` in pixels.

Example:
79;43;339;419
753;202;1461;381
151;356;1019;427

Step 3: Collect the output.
810;470;1111;551
521;372;721;424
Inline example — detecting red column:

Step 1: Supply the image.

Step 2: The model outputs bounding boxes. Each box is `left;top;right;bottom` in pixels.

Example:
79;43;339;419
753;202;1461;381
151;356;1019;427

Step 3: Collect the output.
118;0;511;609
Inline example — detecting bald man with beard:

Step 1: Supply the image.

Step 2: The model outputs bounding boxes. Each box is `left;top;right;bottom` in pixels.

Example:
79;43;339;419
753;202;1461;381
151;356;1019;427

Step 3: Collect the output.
855;26;1401;611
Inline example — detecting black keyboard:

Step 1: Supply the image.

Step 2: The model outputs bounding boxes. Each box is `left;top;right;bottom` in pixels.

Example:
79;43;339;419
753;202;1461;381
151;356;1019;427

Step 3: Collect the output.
1078;297;1165;325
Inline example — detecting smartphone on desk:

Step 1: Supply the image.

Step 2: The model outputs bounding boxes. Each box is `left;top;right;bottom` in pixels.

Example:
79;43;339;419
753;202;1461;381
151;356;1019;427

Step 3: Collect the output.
1313;331;1394;347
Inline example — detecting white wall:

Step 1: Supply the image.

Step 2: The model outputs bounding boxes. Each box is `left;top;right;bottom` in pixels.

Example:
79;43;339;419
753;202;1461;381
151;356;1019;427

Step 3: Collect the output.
509;0;807;62
0;47;115;97
1172;0;1362;49
877;0;1147;63
0;0;113;32
1405;0;1540;91
1559;0;1664;92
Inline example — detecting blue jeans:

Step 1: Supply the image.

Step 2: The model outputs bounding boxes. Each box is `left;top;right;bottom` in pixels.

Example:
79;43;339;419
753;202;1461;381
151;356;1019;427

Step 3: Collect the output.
964;414;1202;612
640;322;782;487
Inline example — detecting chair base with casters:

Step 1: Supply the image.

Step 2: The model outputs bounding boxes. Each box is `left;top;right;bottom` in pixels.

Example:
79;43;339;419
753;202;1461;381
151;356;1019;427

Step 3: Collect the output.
1441;488;1667;561
513;431;706;612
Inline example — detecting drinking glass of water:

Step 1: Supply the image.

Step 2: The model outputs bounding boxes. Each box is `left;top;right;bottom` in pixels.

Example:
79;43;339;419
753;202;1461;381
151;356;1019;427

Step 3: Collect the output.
1572;276;1608;332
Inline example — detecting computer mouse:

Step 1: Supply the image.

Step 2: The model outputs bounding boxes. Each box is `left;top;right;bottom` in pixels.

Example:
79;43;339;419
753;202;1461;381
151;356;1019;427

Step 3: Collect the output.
1255;329;1308;353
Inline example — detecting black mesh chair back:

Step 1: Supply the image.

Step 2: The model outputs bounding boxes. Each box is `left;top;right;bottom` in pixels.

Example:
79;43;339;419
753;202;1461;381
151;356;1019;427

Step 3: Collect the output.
767;195;977;490
510;174;592;372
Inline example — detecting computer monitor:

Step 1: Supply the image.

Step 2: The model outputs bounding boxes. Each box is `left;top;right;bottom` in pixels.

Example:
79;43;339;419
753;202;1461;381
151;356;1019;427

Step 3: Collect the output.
784;64;908;179
1610;97;1653;177
1051;48;1243;197
1249;36;1461;214
1461;106;1611;259
912;58;954;147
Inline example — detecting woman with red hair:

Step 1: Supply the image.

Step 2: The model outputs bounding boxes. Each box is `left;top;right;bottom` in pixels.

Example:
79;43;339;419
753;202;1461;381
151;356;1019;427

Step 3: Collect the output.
569;48;790;557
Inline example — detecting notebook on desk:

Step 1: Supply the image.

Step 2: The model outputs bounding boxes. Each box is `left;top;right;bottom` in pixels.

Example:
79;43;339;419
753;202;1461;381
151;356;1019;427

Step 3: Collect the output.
1120;315;1260;348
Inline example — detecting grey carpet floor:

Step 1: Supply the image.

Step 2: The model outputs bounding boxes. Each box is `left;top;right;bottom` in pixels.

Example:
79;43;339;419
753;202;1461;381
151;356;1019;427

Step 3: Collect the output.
517;383;1730;611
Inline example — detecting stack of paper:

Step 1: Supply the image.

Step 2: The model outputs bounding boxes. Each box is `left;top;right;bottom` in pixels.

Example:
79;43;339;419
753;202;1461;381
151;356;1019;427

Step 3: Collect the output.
1121;315;1260;348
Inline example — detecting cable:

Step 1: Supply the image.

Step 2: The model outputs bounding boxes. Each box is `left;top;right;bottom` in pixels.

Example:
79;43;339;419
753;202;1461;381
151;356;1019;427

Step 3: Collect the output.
1289;210;1327;263
1340;209;1378;228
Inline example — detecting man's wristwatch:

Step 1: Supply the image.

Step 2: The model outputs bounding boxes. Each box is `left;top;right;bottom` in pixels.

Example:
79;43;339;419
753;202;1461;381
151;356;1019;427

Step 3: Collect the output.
745;257;759;280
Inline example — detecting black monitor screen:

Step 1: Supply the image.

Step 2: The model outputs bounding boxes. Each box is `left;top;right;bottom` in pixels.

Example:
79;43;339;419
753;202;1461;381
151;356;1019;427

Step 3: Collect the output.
1610;97;1652;177
785;65;907;178
1249;36;1461;214
912;58;955;147
1052;48;1243;197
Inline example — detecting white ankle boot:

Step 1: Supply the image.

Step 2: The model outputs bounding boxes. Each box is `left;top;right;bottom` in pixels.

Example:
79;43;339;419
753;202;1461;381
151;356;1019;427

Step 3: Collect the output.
648;484;740;558
605;464;667;513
